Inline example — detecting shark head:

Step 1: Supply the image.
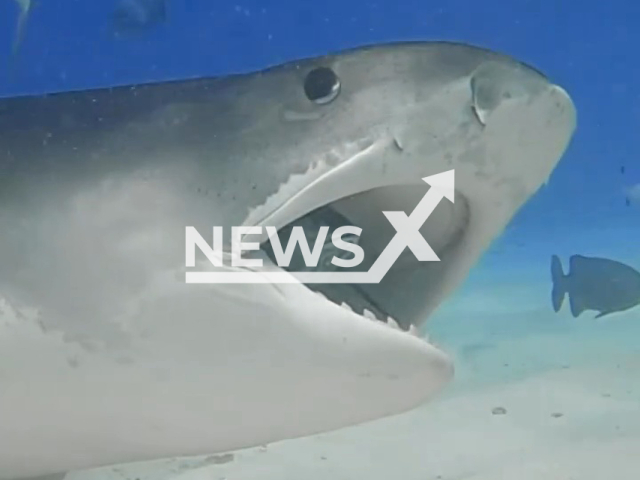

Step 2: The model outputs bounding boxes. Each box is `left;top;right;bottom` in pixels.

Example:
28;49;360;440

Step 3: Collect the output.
0;41;575;478
236;41;576;332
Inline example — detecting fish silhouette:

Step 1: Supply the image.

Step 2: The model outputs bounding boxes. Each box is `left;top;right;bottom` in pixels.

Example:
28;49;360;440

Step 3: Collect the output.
551;254;640;318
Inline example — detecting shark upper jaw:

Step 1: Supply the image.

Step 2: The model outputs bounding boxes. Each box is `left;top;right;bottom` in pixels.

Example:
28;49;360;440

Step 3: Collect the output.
236;51;577;349
0;42;577;479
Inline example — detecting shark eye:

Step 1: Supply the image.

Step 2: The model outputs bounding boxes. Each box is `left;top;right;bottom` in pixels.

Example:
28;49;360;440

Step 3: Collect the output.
304;67;341;105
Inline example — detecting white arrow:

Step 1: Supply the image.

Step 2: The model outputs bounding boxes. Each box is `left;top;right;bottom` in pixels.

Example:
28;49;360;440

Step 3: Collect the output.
186;170;454;284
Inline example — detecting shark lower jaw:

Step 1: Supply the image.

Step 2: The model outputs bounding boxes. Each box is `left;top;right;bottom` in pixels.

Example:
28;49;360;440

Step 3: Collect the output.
241;177;470;351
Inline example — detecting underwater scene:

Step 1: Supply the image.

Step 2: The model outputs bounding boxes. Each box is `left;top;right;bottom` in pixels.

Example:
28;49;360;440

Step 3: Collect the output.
0;1;638;479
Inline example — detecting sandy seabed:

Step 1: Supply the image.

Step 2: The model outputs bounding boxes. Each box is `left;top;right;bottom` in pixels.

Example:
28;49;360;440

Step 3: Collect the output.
66;349;640;480
61;258;640;480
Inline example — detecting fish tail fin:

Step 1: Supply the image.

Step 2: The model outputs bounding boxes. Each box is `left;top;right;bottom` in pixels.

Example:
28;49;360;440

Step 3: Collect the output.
551;254;568;312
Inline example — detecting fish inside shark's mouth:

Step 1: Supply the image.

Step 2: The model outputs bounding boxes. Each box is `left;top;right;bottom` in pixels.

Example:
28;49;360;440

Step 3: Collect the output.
248;183;470;334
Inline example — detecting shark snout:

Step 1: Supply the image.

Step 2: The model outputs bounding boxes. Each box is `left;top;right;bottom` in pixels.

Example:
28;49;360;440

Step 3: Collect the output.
463;58;577;194
470;59;553;126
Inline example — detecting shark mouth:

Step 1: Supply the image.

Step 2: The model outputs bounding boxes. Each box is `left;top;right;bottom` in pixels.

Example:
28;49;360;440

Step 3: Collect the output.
248;180;470;339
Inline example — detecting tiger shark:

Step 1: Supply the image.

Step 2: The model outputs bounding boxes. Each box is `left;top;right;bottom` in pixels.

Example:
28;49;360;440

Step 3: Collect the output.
0;41;576;479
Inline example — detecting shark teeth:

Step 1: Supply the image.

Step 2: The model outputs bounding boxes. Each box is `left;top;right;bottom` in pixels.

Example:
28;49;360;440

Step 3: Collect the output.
386;316;400;330
340;301;353;311
363;308;376;320
408;324;420;337
315;292;429;344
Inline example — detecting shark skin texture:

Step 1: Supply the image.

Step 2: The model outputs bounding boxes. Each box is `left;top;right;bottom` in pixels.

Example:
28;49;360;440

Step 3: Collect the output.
0;40;576;479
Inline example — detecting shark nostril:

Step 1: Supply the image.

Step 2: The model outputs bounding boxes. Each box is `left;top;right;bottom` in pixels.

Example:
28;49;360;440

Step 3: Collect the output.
469;61;548;126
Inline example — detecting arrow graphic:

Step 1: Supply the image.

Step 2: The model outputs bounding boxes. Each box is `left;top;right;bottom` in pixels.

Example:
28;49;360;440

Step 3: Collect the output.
185;170;454;284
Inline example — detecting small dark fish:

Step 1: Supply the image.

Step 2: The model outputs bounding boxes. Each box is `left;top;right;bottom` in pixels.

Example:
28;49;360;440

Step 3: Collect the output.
551;254;640;318
111;0;168;33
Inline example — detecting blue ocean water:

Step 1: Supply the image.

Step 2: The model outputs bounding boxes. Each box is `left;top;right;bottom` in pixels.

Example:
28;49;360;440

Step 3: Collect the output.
1;0;638;235
1;0;638;478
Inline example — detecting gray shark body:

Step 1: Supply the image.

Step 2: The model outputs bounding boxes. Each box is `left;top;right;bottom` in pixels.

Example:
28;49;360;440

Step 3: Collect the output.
0;41;576;478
